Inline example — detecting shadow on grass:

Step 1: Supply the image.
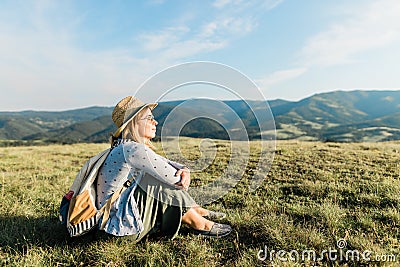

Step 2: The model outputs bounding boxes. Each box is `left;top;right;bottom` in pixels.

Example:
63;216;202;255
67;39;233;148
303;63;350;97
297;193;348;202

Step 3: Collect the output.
0;215;98;253
234;221;278;249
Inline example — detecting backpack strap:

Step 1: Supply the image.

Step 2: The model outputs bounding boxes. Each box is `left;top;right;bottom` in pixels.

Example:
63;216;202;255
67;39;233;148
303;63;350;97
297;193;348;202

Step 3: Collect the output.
69;148;111;194
99;176;136;230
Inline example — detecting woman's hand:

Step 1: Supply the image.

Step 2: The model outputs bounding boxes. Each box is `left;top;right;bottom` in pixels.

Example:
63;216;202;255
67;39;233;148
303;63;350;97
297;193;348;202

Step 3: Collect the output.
175;167;190;191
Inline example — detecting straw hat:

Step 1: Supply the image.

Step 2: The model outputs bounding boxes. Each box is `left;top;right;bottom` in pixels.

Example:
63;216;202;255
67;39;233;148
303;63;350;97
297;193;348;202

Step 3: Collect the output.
112;96;157;137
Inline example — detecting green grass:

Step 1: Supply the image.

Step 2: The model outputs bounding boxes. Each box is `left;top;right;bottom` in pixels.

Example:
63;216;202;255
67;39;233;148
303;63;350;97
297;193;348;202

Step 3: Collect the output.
0;139;399;266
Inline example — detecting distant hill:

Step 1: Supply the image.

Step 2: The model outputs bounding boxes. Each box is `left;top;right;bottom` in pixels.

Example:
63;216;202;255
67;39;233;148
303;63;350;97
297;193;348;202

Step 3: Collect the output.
271;90;400;142
0;106;113;140
1;90;400;144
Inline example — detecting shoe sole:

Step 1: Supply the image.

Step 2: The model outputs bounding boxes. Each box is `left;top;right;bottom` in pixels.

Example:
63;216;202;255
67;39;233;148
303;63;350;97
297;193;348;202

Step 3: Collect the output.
191;230;232;238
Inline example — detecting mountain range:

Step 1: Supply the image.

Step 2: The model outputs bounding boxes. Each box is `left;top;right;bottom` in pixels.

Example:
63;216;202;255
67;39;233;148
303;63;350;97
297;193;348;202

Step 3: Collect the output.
1;90;400;144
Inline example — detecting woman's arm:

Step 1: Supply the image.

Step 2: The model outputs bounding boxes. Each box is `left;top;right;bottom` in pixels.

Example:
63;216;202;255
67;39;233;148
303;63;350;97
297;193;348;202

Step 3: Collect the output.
166;159;187;171
162;156;191;190
174;167;190;191
125;143;181;185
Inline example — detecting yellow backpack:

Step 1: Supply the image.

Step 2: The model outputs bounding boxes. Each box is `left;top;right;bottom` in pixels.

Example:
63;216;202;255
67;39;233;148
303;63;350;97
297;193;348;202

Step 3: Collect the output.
59;148;134;237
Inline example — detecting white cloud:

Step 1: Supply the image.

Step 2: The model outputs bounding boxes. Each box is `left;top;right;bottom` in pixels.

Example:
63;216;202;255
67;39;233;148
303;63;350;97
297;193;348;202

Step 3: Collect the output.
200;16;255;38
161;40;227;61
213;0;243;9
256;0;400;99
136;1;275;62
148;0;283;62
139;26;190;51
0;0;284;110
261;0;284;10
213;0;283;10
256;67;308;89
300;0;400;67
0;3;152;110
136;25;228;63
208;0;283;38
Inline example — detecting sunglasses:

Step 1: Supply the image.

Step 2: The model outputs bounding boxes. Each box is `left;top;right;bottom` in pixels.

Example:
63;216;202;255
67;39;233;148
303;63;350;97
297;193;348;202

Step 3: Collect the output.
140;114;156;121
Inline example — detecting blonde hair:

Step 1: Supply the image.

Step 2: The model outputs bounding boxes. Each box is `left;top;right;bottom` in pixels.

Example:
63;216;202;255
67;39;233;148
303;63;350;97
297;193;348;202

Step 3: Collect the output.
121;107;156;150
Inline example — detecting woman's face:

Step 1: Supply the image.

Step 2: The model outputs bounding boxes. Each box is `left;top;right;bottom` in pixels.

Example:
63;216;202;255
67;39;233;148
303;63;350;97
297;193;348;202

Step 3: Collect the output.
137;108;158;141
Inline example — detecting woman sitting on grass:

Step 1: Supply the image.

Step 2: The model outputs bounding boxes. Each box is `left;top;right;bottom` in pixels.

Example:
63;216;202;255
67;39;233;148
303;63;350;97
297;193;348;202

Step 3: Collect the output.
96;96;231;241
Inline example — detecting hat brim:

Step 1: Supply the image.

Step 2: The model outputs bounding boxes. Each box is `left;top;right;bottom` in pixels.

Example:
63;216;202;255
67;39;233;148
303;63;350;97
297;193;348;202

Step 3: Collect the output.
113;102;158;138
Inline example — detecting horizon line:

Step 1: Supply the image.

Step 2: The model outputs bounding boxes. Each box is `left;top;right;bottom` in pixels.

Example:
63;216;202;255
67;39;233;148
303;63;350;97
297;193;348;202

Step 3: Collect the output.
1;88;399;112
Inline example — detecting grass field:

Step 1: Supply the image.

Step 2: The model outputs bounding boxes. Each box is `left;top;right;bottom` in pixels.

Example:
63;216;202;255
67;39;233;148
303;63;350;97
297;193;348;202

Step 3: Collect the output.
0;139;399;266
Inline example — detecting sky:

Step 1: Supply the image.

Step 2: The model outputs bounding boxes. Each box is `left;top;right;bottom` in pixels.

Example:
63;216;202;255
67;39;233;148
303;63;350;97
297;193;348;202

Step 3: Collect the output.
0;0;399;111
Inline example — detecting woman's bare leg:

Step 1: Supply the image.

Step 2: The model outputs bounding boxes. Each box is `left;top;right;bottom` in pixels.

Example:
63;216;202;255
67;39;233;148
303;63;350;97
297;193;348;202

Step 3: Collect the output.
181;208;214;230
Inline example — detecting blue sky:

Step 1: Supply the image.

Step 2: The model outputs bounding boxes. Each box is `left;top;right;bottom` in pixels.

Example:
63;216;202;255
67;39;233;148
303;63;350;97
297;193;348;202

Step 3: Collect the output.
0;0;399;111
